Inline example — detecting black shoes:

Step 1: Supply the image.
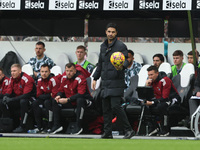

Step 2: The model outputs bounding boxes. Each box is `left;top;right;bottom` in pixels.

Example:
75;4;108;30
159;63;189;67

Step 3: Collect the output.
123;130;135;139
13;126;27;133
50;125;63;134
158;128;170;136
101;130;135;139
148;128;159;136
41;128;51;134
71;127;83;135
101;132;113;139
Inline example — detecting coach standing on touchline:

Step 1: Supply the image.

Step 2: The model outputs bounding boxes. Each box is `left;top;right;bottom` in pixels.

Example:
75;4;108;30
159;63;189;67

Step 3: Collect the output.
92;23;134;139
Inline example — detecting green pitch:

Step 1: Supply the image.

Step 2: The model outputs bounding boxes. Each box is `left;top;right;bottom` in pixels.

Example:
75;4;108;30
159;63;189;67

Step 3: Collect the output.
0;138;200;150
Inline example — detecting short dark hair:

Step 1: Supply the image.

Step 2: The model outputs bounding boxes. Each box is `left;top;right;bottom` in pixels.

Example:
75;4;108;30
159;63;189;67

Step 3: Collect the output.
153;54;164;62
188;50;199;56
173;50;183;57
41;64;50;71
106;23;117;31
65;63;76;69
147;65;158;73
76;45;86;51
36;41;45;48
128;49;134;56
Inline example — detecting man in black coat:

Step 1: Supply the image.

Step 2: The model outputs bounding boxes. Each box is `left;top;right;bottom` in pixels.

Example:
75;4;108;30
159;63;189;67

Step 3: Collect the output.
92;23;134;139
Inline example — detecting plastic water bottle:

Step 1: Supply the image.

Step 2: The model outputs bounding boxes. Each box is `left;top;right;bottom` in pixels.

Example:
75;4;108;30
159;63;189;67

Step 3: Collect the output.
27;129;37;134
112;131;119;136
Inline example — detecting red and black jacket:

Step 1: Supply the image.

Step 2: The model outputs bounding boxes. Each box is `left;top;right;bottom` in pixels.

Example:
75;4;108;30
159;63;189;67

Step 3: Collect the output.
37;73;61;99
57;71;92;105
152;73;180;104
0;76;9;98
5;72;36;101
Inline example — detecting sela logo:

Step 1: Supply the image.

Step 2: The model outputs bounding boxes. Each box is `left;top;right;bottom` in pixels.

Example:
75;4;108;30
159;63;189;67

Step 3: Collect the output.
163;0;191;10
0;0;17;9
25;0;45;9
79;0;99;9
166;0;186;9
104;0;134;10
139;0;160;9
109;0;128;9
197;0;200;9
55;0;75;9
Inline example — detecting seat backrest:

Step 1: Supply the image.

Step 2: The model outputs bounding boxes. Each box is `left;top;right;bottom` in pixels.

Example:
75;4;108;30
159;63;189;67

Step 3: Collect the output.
179;63;195;87
158;62;172;78
172;63;195;104
124;75;139;99
134;53;144;65
22;64;33;76
183;53;188;64
138;64;150;86
56;52;70;73
86;77;93;93
50;65;62;76
87;52;99;66
90;67;101;90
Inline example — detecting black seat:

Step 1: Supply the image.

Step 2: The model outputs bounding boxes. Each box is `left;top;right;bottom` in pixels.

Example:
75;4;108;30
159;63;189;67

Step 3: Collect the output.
125;65;150;117
168;64;195;126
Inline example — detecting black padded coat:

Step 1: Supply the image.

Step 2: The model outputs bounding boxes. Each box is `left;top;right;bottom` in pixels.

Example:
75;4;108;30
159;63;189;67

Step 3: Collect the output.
93;37;129;98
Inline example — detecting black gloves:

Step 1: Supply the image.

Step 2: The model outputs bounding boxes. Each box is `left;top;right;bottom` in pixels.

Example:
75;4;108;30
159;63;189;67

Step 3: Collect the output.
2;96;13;105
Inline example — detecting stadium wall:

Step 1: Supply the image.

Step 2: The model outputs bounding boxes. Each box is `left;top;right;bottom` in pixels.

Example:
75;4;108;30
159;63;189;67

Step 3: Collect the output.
0;41;198;66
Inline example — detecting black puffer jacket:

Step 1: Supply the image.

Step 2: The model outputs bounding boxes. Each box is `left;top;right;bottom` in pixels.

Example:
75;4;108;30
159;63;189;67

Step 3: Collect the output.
93;37;129;98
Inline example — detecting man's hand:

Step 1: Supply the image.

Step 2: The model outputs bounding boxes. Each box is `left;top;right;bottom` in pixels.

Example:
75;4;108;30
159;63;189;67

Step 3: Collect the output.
196;92;200;97
3;96;8;105
146;79;152;86
92;80;97;91
58;98;68;104
145;101;153;106
3;96;12;105
55;96;61;103
115;65;123;71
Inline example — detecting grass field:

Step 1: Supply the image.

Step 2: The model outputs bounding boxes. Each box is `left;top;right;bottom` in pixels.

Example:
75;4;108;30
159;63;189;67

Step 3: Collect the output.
0;138;200;150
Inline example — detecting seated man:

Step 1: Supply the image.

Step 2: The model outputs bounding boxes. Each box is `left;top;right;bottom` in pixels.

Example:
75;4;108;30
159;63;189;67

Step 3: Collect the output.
32;64;61;133
145;66;180;136
0;64;36;133
124;49;142;91
74;45;95;74
51;63;93;134
28;41;55;80
153;53;164;68
187;50;199;68
0;68;9;117
171;50;186;77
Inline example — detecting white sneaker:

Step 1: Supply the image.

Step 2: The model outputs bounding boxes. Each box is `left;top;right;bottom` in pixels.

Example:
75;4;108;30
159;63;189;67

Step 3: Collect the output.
72;128;83;135
51;126;63;134
148;128;159;136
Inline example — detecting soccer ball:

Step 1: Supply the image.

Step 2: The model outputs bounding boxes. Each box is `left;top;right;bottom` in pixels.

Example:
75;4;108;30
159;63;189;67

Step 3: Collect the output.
110;52;125;70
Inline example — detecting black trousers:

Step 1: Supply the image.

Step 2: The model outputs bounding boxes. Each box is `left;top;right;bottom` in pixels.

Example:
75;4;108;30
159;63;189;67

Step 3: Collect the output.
102;96;132;134
53;98;87;128
149;102;169;127
0;98;32;127
32;98;53;129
